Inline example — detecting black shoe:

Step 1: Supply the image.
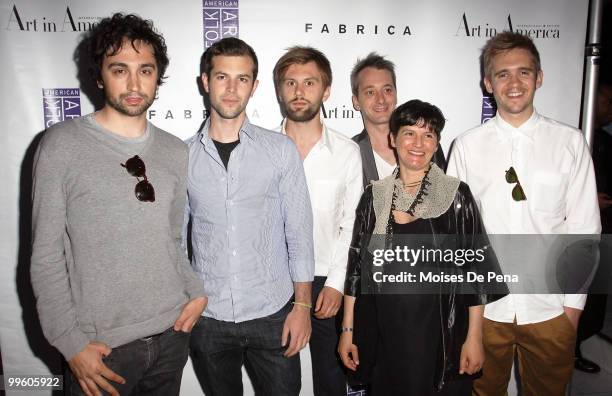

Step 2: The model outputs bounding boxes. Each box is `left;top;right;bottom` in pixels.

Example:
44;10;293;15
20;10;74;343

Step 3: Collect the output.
575;357;601;373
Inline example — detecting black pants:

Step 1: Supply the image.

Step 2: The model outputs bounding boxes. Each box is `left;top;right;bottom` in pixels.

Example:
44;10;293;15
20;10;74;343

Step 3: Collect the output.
65;327;190;396
310;276;347;396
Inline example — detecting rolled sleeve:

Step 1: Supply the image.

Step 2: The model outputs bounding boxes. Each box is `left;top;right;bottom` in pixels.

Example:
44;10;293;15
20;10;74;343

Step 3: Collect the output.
279;139;315;282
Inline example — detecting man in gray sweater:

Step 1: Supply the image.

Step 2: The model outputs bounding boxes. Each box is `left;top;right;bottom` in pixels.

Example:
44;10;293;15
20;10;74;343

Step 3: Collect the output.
30;13;205;396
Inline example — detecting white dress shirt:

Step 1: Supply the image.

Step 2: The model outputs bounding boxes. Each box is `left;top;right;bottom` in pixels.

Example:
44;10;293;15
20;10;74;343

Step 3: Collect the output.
447;111;601;324
278;120;363;292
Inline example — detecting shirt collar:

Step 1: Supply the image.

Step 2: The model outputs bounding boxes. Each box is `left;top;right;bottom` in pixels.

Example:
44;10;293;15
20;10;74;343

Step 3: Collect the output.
493;109;540;143
279;116;334;154
198;116;255;147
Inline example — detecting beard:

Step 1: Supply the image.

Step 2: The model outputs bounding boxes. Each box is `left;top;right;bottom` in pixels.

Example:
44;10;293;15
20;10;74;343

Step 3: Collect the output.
283;98;321;122
106;92;154;117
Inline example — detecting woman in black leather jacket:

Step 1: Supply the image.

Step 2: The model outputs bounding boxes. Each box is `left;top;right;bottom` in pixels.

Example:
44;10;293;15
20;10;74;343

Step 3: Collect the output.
338;100;506;395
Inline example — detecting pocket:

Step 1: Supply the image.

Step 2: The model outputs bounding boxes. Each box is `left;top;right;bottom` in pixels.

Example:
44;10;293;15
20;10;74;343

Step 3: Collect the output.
530;171;568;214
559;312;577;334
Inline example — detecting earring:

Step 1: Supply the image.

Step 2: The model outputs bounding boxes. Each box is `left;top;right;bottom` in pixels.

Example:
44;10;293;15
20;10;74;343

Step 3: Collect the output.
97;83;103;89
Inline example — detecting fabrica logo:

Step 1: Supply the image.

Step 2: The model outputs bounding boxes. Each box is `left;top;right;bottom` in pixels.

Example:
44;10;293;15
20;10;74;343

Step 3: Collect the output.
203;0;239;48
455;13;560;39
305;22;411;36
43;89;81;128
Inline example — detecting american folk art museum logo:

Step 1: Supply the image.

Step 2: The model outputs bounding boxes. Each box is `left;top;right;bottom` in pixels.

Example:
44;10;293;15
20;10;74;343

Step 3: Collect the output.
203;0;239;48
43;89;81;128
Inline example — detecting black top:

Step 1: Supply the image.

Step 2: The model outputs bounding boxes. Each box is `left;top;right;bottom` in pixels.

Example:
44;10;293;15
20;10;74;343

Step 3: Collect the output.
369;218;470;395
213;139;240;169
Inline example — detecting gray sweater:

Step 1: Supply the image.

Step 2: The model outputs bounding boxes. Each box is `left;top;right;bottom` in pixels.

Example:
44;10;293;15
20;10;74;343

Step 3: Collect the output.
30;114;204;360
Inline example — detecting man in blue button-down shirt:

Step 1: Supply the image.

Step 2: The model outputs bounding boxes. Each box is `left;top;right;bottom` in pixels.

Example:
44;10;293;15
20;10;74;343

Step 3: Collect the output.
185;37;315;396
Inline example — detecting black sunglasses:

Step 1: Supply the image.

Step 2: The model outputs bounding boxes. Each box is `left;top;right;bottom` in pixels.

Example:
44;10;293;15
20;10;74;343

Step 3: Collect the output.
505;166;527;201
121;155;155;202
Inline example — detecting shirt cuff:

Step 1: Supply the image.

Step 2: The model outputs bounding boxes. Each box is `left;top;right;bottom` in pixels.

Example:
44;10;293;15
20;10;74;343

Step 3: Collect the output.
324;268;347;294
563;294;587;310
289;259;315;283
186;281;207;300
55;326;91;361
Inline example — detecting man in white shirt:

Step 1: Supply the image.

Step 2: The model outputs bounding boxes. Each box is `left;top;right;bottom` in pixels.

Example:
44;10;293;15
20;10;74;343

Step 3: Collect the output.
350;53;446;187
273;46;363;395
447;32;601;395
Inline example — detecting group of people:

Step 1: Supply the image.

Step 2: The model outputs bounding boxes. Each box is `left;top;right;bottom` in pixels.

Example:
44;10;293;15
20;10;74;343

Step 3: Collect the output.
29;11;602;396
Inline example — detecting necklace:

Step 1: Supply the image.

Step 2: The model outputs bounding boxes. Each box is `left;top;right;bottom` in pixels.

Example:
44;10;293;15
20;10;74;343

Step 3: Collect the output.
391;165;432;216
403;179;423;189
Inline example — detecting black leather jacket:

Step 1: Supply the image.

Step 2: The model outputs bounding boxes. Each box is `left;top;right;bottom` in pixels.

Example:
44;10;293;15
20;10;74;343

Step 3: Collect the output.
344;182;507;391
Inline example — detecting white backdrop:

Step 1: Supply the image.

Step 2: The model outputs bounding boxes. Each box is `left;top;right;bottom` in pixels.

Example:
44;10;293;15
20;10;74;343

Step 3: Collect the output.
0;0;589;395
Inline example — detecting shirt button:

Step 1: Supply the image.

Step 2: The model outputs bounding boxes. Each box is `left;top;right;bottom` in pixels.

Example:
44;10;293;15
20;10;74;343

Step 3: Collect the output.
231;225;236;231
228;200;233;206
221;177;226;182
232;250;237;256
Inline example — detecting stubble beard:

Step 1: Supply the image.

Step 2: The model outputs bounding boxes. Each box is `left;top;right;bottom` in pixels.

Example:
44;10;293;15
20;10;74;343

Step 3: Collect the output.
283;99;321;123
106;92;154;117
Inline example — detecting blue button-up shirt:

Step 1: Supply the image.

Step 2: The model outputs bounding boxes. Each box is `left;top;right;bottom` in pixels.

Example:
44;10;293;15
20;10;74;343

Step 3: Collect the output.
185;118;314;322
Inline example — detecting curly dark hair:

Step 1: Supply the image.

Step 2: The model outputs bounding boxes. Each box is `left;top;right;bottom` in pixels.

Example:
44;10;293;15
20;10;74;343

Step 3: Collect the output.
89;13;169;85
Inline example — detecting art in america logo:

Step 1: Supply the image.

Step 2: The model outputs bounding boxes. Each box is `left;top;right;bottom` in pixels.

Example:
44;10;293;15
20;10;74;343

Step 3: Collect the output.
6;5;101;32
322;102;361;120
43;88;81;128
203;0;239;48
481;95;497;124
455;13;560;39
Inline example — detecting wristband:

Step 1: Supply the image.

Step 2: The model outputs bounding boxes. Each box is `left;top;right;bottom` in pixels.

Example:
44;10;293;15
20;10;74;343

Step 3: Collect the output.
292;301;312;309
341;327;353;332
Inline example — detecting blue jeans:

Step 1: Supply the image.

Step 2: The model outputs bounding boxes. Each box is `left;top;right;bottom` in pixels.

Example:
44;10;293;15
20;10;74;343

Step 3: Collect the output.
190;300;301;396
65;327;190;396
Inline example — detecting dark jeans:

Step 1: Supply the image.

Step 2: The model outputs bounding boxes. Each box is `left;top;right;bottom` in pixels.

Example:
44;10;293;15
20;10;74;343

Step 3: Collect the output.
190;300;301;396
310;276;347;396
65;326;190;396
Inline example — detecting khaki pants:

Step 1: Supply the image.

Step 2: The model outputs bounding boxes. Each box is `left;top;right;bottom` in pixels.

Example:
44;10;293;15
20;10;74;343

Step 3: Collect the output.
473;314;576;396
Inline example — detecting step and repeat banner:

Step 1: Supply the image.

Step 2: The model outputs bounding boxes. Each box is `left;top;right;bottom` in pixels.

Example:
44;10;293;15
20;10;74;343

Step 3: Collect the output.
0;0;588;395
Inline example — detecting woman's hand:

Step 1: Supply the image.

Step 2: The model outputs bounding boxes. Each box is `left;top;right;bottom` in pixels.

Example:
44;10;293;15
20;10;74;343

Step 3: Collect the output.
459;334;484;375
338;331;359;371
